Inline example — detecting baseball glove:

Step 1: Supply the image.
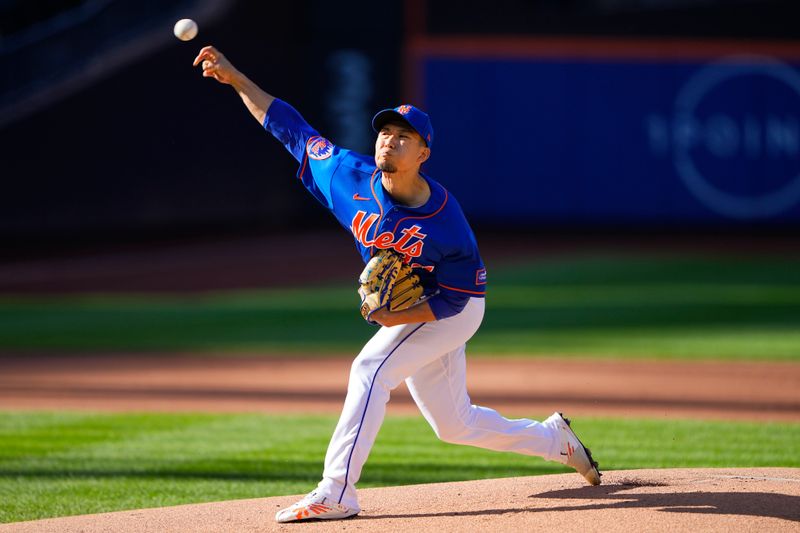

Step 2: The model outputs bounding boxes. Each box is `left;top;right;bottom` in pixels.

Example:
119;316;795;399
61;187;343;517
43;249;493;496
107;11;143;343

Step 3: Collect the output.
358;249;423;324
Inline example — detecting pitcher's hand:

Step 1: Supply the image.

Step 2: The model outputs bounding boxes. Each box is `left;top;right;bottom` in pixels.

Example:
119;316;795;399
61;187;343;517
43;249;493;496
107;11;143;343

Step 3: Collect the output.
193;46;240;85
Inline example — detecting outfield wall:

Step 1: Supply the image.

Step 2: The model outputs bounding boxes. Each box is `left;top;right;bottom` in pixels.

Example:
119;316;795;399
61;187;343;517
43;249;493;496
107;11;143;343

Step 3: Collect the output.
411;38;800;225
4;3;800;242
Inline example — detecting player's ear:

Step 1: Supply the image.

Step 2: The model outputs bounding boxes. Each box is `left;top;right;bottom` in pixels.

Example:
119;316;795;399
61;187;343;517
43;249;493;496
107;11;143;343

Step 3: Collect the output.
418;146;430;164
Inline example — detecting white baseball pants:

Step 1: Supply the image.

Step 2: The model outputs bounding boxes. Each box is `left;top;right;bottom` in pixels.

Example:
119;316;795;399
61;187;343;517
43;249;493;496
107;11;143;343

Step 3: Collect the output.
315;297;562;511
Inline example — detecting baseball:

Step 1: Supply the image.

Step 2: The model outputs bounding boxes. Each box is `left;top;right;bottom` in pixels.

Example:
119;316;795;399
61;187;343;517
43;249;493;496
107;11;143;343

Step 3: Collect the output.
173;18;198;41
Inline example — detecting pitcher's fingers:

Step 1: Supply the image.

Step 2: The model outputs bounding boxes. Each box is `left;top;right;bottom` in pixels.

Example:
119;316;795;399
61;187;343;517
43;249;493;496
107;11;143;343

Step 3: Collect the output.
193;46;217;66
193;51;208;66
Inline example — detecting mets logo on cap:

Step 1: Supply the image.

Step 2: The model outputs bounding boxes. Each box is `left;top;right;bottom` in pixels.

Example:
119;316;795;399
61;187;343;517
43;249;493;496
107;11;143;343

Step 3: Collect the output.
396;105;413;115
307;136;333;160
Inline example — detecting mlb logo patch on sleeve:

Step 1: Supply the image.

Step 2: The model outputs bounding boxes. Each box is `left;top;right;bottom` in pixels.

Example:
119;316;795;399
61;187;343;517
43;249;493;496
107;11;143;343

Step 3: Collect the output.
307;137;333;160
476;268;487;285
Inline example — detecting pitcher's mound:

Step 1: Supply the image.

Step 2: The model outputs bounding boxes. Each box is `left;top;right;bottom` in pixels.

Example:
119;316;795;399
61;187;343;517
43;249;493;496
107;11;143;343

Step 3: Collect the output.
3;468;799;532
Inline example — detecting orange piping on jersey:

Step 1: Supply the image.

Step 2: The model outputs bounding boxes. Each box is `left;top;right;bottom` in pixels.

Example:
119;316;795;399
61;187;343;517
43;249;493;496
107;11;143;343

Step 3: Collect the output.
368;169;383;256
438;283;486;296
298;136;318;179
392;185;449;234
298;152;309;179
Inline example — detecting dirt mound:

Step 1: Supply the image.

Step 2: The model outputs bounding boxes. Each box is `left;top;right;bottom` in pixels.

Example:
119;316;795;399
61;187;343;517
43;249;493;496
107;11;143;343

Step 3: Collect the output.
3;468;798;532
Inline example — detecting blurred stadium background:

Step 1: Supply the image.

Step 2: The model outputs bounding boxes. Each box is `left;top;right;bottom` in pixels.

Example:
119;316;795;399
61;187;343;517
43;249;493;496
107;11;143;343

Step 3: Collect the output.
2;0;800;252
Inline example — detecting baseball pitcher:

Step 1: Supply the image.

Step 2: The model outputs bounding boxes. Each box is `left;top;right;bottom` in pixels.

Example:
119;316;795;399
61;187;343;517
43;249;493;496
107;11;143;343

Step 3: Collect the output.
194;45;601;523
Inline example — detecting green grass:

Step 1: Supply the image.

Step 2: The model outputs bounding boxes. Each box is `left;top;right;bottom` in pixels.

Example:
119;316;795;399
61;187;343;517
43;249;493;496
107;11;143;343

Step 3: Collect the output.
1;255;799;359
0;411;798;523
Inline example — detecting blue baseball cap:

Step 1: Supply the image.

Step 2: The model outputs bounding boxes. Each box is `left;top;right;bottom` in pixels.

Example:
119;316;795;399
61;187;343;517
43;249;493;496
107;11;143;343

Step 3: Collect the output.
372;104;434;147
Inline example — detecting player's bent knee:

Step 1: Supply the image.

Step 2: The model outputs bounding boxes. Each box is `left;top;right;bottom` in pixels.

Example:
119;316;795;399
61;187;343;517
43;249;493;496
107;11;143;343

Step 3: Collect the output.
432;423;471;445
431;408;480;444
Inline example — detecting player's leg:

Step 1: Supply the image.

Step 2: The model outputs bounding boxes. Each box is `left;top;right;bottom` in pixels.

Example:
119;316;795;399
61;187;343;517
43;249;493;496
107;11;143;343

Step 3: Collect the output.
405;342;562;461
405;319;601;485
314;296;485;512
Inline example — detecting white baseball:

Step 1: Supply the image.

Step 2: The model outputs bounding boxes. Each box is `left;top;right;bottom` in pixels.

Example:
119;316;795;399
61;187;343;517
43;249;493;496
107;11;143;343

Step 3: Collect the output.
173;19;198;41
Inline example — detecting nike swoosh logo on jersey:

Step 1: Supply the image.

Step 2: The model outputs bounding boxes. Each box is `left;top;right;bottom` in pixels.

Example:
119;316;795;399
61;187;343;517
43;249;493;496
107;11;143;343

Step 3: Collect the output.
353;193;371;201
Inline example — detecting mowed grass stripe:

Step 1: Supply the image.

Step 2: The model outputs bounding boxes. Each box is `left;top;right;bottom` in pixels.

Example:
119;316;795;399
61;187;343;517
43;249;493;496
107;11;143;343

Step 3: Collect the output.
490;284;800;306
4;283;799;308
470;326;800;358
1;412;799;523
0;255;798;358
493;255;800;286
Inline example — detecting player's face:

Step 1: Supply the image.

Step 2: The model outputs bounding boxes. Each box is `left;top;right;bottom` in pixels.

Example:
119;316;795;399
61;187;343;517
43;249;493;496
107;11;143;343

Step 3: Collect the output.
375;123;430;174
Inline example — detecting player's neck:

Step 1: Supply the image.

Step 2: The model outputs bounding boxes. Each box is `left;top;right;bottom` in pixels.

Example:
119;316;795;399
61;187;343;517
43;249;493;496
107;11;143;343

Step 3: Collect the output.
381;170;430;208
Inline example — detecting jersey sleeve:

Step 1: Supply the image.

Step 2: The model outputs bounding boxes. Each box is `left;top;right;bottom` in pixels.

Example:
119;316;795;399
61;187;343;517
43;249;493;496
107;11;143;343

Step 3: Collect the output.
425;244;486;320
427;290;470;320
426;196;487;319
433;198;488;306
262;98;319;162
263;98;342;210
435;245;487;299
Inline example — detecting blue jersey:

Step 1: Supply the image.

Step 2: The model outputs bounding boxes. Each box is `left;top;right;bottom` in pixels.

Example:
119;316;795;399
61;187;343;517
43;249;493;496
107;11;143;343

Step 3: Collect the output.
264;99;486;319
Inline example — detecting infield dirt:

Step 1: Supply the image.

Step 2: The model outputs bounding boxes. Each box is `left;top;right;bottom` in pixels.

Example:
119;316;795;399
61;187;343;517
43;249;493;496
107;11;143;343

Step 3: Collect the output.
2;468;798;532
1;354;798;420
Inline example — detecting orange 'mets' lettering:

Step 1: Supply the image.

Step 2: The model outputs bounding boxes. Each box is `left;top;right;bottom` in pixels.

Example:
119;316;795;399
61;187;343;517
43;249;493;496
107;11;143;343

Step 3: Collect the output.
350;210;427;258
